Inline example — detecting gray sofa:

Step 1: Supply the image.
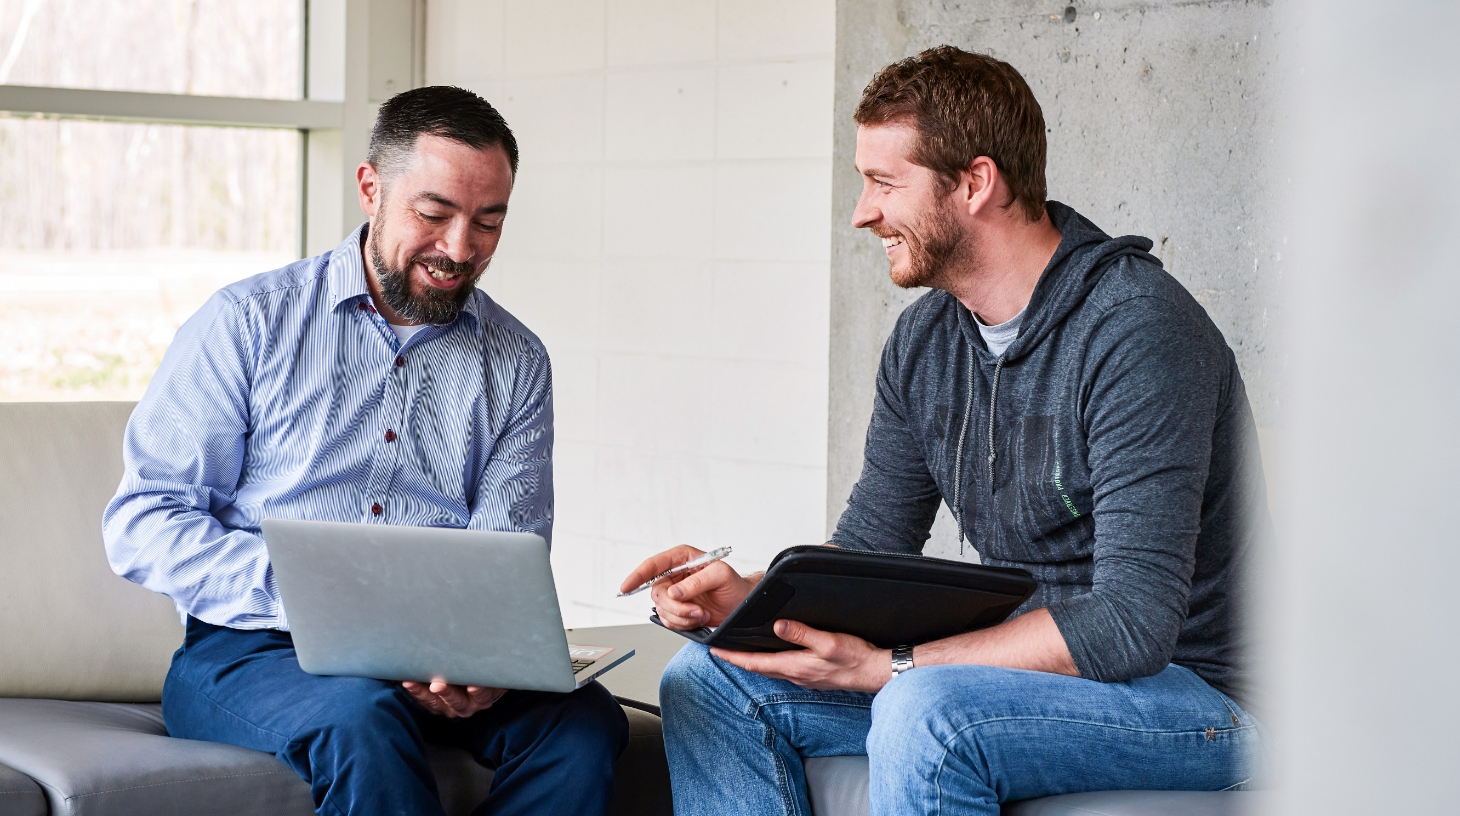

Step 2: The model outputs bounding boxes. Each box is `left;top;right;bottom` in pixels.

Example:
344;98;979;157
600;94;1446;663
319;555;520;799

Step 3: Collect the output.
0;402;670;816
0;401;1262;815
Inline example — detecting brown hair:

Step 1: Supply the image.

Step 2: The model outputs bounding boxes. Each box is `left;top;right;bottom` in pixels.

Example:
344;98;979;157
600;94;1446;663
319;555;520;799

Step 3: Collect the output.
855;46;1047;222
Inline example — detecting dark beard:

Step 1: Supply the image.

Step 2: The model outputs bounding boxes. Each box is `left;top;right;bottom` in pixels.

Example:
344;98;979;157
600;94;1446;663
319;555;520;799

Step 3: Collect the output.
368;219;480;325
889;199;967;291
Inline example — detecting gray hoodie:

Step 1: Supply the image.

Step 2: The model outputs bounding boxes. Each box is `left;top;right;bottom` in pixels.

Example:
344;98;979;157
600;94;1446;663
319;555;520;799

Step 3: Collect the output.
832;202;1265;706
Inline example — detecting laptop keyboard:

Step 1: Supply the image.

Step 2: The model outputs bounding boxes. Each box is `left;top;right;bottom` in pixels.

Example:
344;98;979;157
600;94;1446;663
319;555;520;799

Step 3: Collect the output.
571;659;595;673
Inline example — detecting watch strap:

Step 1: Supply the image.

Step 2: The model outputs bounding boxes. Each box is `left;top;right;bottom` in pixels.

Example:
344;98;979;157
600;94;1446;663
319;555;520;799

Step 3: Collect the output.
891;644;915;676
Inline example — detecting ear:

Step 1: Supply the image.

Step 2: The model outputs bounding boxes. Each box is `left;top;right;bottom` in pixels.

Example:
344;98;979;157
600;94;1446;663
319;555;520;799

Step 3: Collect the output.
357;162;382;218
958;156;1001;217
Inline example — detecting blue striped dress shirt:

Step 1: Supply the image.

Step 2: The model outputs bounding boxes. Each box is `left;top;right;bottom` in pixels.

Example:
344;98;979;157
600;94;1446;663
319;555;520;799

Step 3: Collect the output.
103;225;554;630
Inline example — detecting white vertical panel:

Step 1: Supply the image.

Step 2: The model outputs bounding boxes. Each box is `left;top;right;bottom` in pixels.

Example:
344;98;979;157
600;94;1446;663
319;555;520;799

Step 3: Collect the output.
368;0;419;101
425;0;834;628
1269;1;1460;812
303;128;344;256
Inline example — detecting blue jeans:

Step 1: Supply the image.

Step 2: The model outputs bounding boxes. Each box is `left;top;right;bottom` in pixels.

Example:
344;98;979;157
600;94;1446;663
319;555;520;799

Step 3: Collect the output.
162;618;628;816
660;643;1263;816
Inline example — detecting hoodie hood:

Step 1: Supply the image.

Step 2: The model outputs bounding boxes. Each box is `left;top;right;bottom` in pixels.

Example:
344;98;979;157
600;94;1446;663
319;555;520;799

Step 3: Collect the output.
957;200;1161;362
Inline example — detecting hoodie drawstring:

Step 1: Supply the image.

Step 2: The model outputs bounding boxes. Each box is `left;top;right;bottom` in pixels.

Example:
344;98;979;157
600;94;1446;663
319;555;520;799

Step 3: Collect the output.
952;350;1004;558
988;356;1004;486
952;346;976;556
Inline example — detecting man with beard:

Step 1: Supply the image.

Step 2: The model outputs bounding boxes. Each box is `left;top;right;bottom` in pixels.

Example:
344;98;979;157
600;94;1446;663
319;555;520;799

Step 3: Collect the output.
621;47;1267;814
103;86;627;816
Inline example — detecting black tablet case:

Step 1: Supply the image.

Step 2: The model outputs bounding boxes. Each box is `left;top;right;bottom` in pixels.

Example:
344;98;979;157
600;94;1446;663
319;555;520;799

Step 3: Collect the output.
650;546;1037;652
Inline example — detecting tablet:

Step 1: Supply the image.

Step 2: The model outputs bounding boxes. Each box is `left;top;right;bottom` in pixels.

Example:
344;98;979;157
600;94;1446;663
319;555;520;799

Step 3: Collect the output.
650;545;1037;652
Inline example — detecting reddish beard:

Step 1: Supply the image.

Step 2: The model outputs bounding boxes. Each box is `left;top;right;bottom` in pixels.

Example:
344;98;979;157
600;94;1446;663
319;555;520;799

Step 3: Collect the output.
884;197;967;290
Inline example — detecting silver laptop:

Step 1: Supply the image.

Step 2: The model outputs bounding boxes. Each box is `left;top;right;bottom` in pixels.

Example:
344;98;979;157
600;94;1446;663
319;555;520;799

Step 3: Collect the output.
261;519;632;693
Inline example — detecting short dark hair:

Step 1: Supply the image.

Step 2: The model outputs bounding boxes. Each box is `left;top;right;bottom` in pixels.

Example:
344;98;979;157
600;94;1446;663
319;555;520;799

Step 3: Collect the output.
855;46;1047;222
366;85;519;180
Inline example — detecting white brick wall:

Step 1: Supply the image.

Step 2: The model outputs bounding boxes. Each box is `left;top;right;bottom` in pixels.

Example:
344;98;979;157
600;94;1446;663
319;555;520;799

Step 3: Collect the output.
426;0;835;627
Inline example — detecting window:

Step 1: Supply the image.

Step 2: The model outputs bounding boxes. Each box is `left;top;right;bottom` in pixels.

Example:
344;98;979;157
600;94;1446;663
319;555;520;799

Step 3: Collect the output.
0;117;299;400
0;0;301;98
0;0;420;401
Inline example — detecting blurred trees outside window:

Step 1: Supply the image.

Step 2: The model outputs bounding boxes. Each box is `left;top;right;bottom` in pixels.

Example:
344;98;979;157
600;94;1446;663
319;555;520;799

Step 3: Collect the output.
0;0;303;401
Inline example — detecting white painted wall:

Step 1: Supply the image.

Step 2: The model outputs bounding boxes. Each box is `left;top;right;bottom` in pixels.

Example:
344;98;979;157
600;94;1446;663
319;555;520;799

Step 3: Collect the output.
425;0;835;627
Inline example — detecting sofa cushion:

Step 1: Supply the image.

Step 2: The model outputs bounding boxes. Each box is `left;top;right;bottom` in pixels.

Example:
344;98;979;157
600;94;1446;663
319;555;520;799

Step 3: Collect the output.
803;756;1266;816
0;698;669;816
1003;790;1270;815
0;761;45;816
0;699;489;816
0;699;317;816
805;755;871;815
0;401;182;702
614;705;673;816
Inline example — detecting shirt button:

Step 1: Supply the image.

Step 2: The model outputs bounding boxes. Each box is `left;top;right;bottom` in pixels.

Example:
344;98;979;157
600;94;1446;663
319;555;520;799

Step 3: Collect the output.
395;355;404;367
371;503;382;516
357;302;368;311
385;429;396;442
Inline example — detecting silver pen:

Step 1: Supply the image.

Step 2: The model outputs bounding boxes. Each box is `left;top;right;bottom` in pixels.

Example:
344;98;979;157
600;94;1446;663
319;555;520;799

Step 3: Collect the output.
618;547;733;597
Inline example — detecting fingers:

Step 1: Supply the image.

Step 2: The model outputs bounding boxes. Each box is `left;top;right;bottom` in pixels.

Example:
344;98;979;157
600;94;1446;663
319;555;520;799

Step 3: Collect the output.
710;648;804;682
429;681;473;715
650;561;734;626
773;620;838;654
650;582;708;630
401;681;491;718
466;686;507;709
619;545;706;593
401;681;449;715
664;561;735;601
650;578;703;623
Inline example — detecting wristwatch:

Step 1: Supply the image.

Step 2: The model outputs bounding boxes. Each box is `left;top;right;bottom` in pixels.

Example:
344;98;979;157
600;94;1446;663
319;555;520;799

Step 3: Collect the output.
891;644;915;677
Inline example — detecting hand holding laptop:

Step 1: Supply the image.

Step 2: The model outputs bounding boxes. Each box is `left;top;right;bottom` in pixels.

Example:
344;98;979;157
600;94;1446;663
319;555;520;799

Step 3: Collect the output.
401;681;507;718
262;520;636;694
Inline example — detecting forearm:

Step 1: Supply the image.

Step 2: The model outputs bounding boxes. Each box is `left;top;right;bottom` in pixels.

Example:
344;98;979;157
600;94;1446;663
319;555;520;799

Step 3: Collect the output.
912;607;1079;677
105;487;280;626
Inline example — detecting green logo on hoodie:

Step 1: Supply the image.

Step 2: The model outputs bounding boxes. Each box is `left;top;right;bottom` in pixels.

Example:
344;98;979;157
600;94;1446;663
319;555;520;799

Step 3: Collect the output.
1053;460;1082;519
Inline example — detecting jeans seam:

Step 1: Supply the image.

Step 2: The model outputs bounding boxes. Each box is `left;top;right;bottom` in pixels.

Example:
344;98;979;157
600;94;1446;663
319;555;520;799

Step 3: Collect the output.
764;719;800;816
744;696;871;816
933;714;1259;737
748;697;875;718
918;716;1257;809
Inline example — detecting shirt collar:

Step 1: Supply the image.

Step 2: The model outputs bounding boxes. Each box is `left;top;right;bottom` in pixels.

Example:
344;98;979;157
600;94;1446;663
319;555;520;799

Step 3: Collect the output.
326;222;485;330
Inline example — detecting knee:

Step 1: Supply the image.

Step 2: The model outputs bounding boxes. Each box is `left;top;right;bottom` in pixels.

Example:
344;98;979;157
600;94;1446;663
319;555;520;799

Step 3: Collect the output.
658;643;721;715
302;678;417;746
867;666;983;760
555;681;630;760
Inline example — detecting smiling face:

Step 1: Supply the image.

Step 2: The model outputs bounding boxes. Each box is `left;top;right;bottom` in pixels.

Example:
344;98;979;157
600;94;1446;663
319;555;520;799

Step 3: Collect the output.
357;133;514;325
850;122;969;290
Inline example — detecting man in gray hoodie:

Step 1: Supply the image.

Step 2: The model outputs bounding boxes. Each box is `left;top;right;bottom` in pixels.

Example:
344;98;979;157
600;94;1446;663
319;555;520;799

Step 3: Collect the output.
621;46;1267;815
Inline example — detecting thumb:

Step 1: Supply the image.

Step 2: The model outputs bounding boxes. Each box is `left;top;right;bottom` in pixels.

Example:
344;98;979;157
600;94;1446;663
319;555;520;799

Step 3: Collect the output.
774;619;834;652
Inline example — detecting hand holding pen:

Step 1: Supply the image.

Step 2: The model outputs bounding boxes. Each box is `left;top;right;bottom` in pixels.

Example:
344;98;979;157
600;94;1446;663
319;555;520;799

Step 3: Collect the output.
618;546;733;597
618;545;757;630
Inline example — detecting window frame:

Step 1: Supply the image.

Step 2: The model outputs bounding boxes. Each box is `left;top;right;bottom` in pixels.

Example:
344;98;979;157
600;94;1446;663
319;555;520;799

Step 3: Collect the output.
0;0;425;259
